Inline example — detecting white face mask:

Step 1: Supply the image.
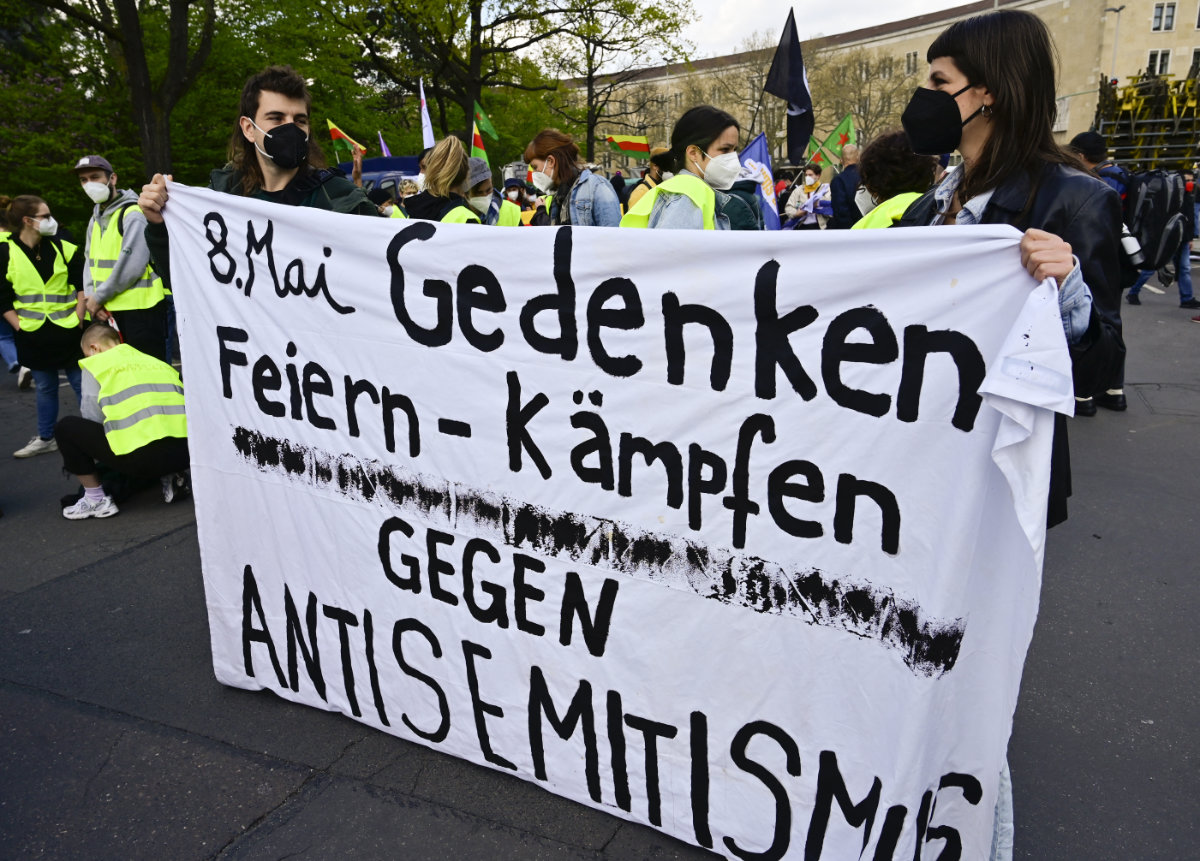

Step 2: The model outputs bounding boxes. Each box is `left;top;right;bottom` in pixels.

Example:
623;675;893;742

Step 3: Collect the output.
468;195;492;214
506;189;521;200
854;185;877;217
382;205;395;217
661;171;675;181
530;168;554;194
414;173;426;191
693;150;741;190
35;216;58;237
83;180;111;204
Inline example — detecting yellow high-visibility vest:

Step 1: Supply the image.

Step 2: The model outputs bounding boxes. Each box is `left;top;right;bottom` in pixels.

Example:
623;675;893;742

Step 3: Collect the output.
7;237;80;332
619;174;716;229
88;204;166;311
79;343;187;455
442;205;481;224
496;200;522;226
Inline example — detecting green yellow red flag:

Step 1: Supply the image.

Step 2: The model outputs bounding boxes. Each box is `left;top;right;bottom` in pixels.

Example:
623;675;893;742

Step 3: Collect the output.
327;119;367;161
471;121;489;165
605;134;651;159
473;102;498;141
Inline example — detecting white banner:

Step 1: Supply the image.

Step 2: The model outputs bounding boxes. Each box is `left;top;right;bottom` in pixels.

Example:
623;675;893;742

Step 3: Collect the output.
165;183;1072;860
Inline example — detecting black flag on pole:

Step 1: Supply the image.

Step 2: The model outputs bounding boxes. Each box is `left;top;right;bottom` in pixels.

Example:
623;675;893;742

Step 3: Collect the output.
763;8;814;166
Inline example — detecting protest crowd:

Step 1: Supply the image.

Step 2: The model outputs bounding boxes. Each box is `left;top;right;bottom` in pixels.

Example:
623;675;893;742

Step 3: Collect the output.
2;6;1197;858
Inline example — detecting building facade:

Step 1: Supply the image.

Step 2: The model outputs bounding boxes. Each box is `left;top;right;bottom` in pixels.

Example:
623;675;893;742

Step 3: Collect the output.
583;0;1200;173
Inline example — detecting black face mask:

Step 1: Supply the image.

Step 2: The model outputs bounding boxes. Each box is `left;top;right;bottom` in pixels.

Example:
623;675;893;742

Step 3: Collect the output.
901;84;982;156
250;120;310;169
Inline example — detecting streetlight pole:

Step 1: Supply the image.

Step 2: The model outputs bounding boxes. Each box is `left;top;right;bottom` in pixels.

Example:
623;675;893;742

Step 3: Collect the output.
1105;5;1126;83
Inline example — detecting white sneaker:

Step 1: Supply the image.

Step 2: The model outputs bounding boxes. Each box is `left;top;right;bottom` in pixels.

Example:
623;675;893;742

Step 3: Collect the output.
160;471;191;503
14;436;58;457
17;367;32;390
62;494;119;520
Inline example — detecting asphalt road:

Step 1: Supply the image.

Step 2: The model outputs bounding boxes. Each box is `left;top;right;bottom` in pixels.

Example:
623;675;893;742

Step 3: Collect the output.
1;284;1197;860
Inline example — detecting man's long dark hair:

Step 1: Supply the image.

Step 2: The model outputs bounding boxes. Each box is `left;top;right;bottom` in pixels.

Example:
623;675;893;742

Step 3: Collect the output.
228;65;327;195
928;10;1080;203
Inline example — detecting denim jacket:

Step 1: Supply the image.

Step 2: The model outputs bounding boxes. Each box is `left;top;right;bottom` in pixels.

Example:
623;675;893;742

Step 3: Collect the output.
552;169;622;227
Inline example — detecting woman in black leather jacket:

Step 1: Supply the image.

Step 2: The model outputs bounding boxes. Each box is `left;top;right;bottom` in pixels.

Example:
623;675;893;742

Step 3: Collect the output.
896;9;1124;530
895;12;1125;860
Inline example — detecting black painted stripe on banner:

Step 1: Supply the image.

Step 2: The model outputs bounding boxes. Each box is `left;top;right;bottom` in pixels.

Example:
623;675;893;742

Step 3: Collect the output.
230;426;964;677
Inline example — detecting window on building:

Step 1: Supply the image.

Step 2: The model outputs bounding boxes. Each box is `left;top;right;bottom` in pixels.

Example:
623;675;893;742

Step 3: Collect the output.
1191;48;1200;77
879;57;894;79
1148;49;1171;74
905;51;919;75
1152;2;1175;31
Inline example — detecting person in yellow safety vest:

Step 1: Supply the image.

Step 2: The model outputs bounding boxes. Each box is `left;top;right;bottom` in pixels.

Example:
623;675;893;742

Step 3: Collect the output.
624;147;671;211
74;154;170;362
367;186;409;219
1;195;86;458
465;158;522;226
850;130;939;230
56;323;190;520
399;138;482;224
620;106;744;230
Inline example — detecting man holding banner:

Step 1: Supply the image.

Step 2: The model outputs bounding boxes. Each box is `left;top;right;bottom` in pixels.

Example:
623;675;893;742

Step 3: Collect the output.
138;65;377;289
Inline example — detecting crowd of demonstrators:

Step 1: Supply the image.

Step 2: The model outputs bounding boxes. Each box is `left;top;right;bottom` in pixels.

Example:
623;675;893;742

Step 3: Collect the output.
0;14;1187;850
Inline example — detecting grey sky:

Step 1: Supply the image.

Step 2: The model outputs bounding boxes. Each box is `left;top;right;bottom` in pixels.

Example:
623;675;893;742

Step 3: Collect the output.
684;0;967;58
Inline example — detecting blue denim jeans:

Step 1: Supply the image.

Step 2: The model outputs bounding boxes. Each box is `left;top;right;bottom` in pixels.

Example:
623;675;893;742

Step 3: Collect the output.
0;325;17;373
32;367;82;440
1128;241;1194;302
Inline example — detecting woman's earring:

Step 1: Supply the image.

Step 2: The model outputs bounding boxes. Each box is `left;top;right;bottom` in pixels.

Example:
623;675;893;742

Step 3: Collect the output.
981;104;993;118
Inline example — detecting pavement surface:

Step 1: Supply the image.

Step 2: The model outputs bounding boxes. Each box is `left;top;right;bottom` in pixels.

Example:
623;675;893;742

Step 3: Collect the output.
1;283;1197;860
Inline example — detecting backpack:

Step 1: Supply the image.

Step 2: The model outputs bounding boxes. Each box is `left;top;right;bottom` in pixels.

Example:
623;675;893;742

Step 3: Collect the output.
1123;170;1187;270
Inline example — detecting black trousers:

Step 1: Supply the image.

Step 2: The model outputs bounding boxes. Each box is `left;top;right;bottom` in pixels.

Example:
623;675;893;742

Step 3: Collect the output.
109;301;169;362
55;415;189;478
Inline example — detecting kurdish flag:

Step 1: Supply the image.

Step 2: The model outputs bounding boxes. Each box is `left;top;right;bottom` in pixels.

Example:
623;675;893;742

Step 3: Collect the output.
605;134;651;159
471;121;488;166
473;102;498;141
805;135;829;166
819;113;857;161
327;119;367;160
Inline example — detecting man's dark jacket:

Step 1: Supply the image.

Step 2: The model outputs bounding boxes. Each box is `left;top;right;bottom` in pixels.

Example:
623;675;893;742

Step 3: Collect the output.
827;164;861;229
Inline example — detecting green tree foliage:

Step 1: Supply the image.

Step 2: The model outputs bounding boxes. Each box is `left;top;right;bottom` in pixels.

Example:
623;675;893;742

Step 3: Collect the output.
543;0;693;161
357;0;569;138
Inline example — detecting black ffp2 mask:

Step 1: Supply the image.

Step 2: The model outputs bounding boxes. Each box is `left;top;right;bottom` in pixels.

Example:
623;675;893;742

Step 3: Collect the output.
249;120;310;169
901;85;982;156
